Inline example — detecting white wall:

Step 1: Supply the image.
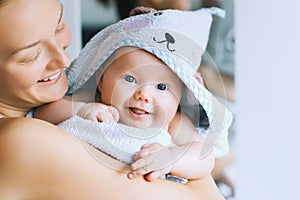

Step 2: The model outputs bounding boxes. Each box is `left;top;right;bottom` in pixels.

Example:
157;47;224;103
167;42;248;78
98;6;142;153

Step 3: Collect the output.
235;0;300;199
62;0;117;59
61;0;82;60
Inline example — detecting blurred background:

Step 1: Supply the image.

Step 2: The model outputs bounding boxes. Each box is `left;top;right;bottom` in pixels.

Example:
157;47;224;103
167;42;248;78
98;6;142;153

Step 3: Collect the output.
63;0;300;199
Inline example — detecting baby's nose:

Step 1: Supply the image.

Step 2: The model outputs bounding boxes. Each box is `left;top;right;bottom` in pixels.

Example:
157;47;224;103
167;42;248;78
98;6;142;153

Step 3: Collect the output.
134;86;154;103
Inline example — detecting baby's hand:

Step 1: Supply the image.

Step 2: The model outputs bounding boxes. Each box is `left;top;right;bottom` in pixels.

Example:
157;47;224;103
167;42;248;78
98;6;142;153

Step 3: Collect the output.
127;143;174;182
77;103;119;122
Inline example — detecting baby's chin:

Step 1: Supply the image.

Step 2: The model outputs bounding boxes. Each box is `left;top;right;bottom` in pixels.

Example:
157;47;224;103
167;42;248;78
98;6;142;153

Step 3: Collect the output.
122;118;168;130
121;119;152;129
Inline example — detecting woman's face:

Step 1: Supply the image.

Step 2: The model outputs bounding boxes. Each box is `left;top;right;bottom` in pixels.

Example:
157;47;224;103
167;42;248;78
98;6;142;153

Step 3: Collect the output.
0;0;71;114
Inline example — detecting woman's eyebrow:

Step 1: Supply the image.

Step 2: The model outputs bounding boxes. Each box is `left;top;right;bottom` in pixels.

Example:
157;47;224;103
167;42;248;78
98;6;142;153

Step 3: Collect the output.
9;41;41;55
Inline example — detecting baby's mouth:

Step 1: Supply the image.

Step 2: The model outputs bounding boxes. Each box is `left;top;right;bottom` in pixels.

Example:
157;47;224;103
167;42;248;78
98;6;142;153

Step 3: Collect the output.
38;71;61;83
129;107;149;115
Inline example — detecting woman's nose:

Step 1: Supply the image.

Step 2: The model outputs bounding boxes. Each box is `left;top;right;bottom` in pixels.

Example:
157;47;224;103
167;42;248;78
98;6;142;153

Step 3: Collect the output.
134;86;154;103
46;40;71;70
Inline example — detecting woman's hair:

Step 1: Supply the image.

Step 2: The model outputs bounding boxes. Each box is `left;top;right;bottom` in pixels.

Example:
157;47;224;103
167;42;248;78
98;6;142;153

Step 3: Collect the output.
96;0;137;19
115;0;138;19
0;0;9;6
201;0;220;8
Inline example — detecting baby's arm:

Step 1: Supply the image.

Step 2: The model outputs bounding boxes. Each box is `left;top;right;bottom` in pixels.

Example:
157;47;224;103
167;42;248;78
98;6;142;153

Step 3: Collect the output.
167;112;215;179
128;112;214;181
35;91;119;125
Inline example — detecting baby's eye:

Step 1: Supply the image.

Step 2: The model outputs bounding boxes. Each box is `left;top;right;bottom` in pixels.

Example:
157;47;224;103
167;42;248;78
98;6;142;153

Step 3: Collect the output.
157;83;167;91
123;75;136;83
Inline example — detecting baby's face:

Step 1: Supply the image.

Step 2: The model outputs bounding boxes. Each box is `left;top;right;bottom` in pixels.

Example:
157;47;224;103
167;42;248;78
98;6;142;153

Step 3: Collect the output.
98;48;182;129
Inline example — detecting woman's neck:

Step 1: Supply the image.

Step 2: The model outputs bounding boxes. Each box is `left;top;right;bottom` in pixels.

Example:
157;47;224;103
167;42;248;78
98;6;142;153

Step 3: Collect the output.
0;103;30;118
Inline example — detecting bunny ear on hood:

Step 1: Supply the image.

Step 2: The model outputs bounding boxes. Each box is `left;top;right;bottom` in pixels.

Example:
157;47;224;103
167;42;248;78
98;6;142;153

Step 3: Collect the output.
66;7;232;158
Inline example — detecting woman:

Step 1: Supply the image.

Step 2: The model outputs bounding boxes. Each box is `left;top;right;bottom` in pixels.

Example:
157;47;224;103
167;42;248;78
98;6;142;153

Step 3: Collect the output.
0;0;224;199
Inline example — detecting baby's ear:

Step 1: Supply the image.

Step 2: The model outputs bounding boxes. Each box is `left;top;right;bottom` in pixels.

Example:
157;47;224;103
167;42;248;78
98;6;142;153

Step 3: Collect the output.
96;72;104;92
129;6;157;16
202;79;209;90
194;72;209;90
97;81;103;92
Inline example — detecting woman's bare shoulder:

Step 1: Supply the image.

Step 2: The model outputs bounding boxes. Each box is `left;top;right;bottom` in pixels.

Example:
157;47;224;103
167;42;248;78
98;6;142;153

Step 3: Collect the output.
0;117;54;133
0;118;224;200
0;117;129;199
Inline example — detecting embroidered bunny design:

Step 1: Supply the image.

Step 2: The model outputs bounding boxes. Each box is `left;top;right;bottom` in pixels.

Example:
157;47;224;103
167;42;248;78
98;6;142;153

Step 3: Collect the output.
153;33;176;52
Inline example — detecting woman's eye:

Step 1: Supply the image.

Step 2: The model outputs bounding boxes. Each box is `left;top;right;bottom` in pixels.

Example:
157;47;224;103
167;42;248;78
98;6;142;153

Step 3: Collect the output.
124;75;136;83
157;83;167;91
19;48;42;64
55;21;65;34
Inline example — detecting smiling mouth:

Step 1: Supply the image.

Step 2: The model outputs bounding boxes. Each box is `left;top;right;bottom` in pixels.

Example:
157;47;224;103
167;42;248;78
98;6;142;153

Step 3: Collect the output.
129;107;150;115
38;71;61;83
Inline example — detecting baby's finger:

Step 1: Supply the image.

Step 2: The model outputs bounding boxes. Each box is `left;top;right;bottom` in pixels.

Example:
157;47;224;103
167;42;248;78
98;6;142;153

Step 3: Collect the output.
133;149;150;161
145;166;172;182
134;143;162;161
127;171;138;180
140;143;164;152
140;143;152;149
107;106;119;121
144;170;163;182
95;111;115;122
82;113;98;122
131;155;154;171
131;165;151;177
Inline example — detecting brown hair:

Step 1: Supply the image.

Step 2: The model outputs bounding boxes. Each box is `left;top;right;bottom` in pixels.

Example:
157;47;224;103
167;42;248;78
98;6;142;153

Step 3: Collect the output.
0;0;9;7
201;0;220;8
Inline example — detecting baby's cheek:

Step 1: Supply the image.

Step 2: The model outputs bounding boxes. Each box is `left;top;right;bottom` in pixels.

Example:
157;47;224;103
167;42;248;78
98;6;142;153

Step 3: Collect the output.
110;88;129;105
152;104;169;125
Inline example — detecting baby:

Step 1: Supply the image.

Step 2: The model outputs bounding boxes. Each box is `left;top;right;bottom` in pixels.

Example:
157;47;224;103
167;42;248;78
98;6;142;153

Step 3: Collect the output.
36;7;232;183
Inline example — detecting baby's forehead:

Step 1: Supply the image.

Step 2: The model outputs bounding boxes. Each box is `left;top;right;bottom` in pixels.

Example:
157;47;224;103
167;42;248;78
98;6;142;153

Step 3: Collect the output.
101;47;166;71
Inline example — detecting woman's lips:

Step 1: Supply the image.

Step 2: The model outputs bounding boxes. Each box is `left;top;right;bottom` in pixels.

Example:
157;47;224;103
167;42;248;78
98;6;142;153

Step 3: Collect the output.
38;71;61;83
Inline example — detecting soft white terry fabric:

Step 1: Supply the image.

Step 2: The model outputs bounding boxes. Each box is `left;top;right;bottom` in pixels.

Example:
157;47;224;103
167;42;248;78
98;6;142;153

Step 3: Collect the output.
59;116;174;164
